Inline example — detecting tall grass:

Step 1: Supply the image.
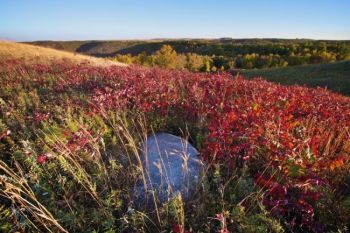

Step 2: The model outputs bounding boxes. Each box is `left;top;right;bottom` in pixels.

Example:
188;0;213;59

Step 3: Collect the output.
1;58;349;232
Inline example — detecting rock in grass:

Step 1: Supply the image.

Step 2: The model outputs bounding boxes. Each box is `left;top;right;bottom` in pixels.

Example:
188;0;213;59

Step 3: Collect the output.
133;133;204;210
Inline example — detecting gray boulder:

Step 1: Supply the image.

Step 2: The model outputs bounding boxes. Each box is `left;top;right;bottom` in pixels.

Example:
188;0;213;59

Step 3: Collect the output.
133;133;204;210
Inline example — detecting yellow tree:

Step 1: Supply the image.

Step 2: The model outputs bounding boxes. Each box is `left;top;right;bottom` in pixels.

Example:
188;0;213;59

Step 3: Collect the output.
185;53;204;71
154;45;178;69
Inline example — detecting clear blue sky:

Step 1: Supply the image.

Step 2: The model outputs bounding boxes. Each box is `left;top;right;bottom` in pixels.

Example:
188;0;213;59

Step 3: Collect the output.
1;0;349;41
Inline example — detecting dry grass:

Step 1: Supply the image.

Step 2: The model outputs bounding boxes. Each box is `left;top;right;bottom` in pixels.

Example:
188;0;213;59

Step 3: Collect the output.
0;40;126;67
0;160;68;232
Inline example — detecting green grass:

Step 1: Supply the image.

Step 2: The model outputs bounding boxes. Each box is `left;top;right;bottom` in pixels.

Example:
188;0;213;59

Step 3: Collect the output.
242;60;350;95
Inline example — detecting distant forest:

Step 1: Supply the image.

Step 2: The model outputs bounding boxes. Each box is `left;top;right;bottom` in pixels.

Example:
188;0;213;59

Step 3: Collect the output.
28;39;350;71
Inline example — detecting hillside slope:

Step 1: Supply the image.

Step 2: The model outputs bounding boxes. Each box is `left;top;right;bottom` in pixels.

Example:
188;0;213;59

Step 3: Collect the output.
242;60;350;95
0;41;126;66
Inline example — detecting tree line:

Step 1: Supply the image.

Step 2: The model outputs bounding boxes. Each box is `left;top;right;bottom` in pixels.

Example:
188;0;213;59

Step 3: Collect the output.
111;42;350;71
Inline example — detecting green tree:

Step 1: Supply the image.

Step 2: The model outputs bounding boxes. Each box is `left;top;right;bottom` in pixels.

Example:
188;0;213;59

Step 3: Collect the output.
339;45;350;60
135;52;155;67
200;56;212;72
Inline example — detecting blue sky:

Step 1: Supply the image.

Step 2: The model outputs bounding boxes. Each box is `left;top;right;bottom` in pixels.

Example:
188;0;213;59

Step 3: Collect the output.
0;0;349;41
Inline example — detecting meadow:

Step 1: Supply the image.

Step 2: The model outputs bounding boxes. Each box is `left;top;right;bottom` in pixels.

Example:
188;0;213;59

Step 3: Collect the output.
0;42;350;232
242;60;350;95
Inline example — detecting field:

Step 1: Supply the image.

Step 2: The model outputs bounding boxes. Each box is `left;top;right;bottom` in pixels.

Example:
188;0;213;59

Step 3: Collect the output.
242;60;350;95
1;42;350;232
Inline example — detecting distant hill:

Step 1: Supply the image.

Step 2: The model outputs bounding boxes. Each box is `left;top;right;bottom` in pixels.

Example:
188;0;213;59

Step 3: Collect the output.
242;60;350;95
26;38;350;57
0;41;125;66
26;40;144;57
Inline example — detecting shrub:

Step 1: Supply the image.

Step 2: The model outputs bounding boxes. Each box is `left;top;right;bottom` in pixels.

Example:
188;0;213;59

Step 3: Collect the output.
0;59;349;232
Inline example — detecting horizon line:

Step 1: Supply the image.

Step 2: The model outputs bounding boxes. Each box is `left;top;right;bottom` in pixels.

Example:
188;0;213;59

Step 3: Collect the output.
10;37;350;43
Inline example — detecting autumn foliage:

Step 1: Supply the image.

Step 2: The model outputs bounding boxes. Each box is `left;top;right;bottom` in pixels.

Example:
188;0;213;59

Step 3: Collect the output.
1;58;350;232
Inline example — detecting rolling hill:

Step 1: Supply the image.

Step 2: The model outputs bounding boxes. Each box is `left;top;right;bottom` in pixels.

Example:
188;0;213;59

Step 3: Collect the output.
0;41;125;66
27;38;350;57
242;60;350;95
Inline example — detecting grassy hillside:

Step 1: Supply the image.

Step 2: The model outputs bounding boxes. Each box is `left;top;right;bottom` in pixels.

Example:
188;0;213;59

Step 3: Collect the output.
0;41;125;66
27;40;145;56
242;60;350;95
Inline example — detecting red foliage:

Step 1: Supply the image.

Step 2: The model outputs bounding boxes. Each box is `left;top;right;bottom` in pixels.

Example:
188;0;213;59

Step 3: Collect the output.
2;60;350;231
37;154;47;164
172;223;191;233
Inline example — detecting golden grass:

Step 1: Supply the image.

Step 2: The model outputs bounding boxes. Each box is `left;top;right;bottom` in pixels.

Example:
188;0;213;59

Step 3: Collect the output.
0;40;126;67
0;160;68;232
